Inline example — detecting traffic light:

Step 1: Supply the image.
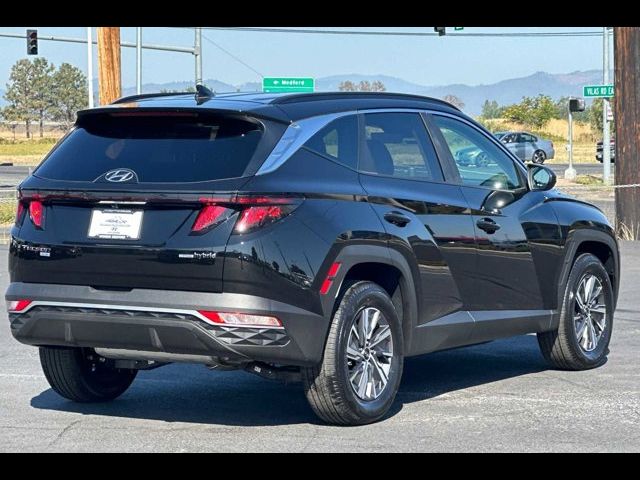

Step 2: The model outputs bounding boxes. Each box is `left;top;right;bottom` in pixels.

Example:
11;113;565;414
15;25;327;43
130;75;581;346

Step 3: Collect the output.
569;98;586;112
434;27;446;37
26;29;38;55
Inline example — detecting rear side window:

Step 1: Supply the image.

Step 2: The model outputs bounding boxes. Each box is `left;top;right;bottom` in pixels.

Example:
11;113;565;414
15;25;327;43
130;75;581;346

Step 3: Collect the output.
303;115;358;170
360;113;443;181
35;114;264;183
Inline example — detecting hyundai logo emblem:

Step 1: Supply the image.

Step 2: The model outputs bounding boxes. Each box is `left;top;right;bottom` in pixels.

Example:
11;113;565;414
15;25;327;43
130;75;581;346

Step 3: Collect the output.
104;169;137;183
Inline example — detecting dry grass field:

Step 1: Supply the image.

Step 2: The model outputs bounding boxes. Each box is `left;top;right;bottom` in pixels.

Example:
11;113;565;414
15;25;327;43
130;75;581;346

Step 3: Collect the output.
480;118;599;164
0;116;601;169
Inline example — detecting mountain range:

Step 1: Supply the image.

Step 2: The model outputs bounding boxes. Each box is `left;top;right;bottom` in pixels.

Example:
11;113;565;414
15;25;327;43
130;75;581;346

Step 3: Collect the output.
1;70;604;116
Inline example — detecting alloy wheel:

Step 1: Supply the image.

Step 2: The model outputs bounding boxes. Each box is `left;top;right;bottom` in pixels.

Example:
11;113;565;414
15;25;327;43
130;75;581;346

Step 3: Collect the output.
346;307;394;401
572;274;607;352
533;151;546;164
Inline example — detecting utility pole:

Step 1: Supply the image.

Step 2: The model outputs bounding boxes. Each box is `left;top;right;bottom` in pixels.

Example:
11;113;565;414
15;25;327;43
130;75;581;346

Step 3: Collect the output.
194;27;202;85
602;27;612;184
614;27;640;239
136;27;142;94
97;27;122;105
565;100;576;180
87;27;94;108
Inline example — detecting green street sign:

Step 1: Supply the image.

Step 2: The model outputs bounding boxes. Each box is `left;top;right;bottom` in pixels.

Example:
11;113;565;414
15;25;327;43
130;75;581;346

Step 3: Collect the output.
263;77;315;93
454;27;464;31
583;84;614;98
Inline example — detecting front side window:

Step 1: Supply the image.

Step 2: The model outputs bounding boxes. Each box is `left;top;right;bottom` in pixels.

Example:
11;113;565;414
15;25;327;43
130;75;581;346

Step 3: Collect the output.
360;113;442;181
502;133;517;144
432;115;524;191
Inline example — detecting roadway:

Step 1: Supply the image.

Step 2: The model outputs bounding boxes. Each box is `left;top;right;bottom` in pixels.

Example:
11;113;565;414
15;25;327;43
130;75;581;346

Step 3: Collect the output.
547;163;613;176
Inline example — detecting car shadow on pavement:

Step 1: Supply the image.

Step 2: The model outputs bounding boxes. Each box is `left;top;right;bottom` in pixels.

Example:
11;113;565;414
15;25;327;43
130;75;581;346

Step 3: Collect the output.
30;334;549;426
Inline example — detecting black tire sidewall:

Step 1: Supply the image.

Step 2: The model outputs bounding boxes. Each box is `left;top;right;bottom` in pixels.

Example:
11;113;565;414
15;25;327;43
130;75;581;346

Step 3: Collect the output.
78;348;137;399
333;283;404;422
562;255;614;367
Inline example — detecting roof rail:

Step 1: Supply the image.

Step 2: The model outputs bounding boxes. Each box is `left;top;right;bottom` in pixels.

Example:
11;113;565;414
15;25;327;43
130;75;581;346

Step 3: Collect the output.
111;91;193;105
270;91;460;110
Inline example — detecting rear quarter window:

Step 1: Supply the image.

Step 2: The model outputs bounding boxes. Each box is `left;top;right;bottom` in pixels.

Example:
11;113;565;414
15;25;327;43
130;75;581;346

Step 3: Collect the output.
35;114;265;183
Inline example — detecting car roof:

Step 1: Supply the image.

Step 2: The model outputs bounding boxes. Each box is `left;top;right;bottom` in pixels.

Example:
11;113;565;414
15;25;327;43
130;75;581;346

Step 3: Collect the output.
83;91;464;123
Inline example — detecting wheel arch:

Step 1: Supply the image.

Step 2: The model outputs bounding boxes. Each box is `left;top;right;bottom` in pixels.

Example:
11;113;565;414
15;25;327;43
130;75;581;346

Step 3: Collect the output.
559;229;620;307
321;245;419;354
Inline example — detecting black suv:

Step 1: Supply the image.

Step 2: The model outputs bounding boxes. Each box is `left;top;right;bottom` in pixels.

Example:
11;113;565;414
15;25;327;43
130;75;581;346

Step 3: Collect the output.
6;90;619;425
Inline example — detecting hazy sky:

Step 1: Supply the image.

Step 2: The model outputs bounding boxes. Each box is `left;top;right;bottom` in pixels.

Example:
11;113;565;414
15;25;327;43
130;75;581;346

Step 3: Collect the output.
0;27;606;89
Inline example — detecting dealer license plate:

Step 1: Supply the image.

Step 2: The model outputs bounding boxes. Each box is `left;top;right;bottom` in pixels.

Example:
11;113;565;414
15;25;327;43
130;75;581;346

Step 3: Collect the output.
88;209;143;240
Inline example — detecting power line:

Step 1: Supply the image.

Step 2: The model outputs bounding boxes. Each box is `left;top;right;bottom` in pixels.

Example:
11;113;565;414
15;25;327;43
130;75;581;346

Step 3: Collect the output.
189;27;604;38
201;33;264;79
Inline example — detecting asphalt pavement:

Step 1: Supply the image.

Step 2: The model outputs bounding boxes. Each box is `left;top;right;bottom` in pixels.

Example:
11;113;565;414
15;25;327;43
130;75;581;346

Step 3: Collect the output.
0;166;31;190
0;243;638;452
547;163;613;176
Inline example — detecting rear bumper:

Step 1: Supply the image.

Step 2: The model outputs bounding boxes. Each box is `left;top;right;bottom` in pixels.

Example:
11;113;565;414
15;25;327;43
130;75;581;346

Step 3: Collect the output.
6;283;328;367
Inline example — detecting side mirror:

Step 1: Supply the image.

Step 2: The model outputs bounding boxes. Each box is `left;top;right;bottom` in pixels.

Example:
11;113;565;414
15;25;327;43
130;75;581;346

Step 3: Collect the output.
527;164;556;191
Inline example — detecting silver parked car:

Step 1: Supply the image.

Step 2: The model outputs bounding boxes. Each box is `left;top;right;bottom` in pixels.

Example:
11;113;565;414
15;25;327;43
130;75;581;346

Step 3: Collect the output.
494;131;555;164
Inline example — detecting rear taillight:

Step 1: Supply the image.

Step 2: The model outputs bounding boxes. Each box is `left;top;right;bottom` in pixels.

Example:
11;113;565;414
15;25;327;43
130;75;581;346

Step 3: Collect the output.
192;205;230;233
197;310;282;328
15;192;42;229
233;196;301;234
236;205;290;233
29;200;44;229
7;299;32;312
15;201;25;225
190;196;301;235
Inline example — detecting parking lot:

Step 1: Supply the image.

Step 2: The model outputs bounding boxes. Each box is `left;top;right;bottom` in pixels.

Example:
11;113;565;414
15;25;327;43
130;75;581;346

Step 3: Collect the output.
0;242;638;452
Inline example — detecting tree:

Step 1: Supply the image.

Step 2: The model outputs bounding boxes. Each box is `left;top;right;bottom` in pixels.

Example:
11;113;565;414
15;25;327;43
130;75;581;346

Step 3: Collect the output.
338;81;357;91
0;106;20;140
50;63;88;131
30;58;56;137
529;94;556;129
3;58;55;138
502;94;555;129
4;59;37;138
480;99;503;119
370;80;386;92
442;94;465;109
589;98;613;135
338;80;386;92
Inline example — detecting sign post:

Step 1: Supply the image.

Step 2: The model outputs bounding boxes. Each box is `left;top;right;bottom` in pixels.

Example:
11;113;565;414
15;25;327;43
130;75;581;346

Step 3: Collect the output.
602;27;612;185
565;98;585;181
263;77;314;93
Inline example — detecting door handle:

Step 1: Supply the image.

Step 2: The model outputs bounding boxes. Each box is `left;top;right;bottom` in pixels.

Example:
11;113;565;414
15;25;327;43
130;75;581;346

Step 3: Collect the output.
476;217;501;234
384;211;411;227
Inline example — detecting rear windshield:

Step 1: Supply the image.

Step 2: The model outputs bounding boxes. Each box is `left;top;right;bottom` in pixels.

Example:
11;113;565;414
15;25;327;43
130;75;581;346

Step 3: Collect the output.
35;114;263;183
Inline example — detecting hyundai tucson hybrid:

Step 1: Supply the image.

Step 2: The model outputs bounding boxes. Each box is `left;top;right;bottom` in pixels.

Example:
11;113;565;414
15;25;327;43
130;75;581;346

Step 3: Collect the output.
6;89;619;425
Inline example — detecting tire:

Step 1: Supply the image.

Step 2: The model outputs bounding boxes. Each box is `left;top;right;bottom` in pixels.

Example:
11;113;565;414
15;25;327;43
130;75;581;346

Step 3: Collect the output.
532;150;547;164
39;347;137;402
302;281;404;425
537;254;614;370
475;152;490;168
